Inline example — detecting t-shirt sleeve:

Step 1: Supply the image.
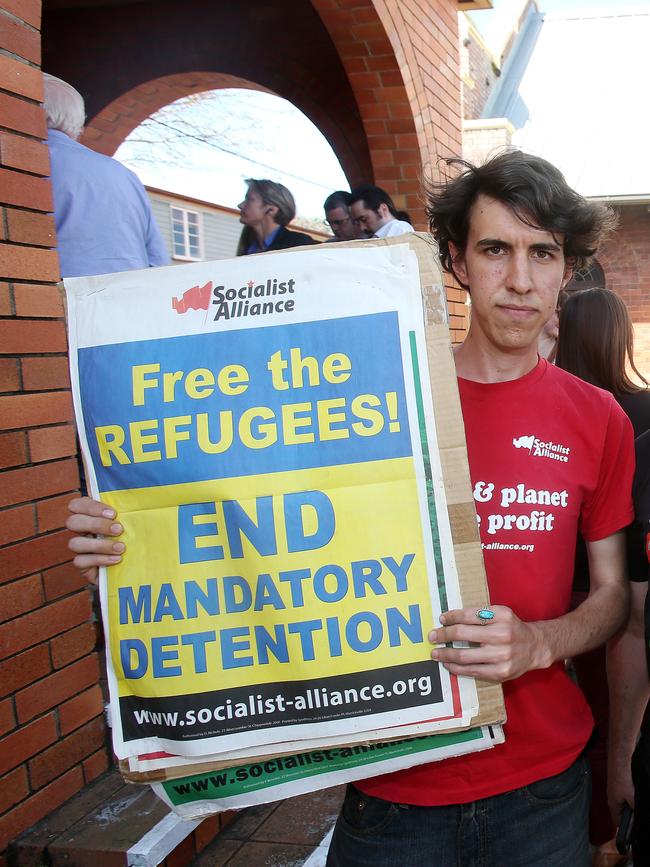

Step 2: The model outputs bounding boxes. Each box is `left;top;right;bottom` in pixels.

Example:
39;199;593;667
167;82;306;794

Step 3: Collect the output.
580;398;635;541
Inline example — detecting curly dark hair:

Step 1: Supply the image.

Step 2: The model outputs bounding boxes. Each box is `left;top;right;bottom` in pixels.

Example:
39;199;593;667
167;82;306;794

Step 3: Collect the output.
426;151;617;286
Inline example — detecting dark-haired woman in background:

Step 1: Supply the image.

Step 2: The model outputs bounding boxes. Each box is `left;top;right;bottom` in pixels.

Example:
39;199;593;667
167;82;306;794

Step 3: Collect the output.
557;287;649;867
557;287;650;435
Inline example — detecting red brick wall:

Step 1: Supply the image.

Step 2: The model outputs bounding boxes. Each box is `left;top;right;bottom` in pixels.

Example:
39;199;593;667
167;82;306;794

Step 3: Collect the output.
598;205;650;375
0;1;109;859
600;206;650;325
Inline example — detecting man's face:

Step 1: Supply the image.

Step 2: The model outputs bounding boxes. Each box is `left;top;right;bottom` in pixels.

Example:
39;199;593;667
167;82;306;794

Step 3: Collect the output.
350;200;390;237
450;195;573;355
325;206;360;241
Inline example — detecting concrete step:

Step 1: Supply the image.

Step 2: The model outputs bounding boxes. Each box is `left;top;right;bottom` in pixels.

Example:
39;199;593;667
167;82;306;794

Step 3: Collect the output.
7;769;232;867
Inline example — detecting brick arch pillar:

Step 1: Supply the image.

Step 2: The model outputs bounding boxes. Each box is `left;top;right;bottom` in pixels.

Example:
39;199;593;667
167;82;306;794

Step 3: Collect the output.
311;0;462;226
312;0;467;341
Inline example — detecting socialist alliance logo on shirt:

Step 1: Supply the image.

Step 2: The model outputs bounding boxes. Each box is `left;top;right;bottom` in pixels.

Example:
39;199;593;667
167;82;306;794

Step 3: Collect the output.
512;434;571;463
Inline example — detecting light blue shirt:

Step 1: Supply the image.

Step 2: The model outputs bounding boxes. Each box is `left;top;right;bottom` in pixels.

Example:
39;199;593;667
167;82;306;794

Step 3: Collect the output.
47;130;170;277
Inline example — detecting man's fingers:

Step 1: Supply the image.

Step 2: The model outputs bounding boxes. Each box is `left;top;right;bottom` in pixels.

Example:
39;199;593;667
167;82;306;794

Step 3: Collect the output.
66;513;123;537
431;659;506;682
438;607;481;626
72;553;122;571
68;535;125;556
438;605;507;627
66;495;121;538
430;605;516;645
431;644;510;666
430;624;503;645
68;496;116;519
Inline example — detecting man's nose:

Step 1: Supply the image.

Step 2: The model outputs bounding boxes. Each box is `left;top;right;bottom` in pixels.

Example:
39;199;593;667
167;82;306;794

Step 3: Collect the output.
507;254;534;294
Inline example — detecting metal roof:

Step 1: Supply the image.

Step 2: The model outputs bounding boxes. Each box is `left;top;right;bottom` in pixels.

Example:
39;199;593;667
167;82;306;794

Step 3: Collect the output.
482;5;650;199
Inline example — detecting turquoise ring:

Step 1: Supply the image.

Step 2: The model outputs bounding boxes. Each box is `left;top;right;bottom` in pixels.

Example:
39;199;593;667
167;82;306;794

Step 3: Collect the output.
476;608;495;624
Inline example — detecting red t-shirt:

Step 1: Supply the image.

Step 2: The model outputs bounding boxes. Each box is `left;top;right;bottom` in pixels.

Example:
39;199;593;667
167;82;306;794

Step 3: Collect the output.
359;358;635;805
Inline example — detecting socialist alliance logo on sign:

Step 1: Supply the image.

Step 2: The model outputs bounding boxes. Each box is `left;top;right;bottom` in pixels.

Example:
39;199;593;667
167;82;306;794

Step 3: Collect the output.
172;276;297;322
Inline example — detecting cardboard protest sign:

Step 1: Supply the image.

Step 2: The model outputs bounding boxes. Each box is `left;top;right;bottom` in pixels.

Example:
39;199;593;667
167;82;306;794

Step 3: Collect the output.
65;237;503;767
151;726;505;818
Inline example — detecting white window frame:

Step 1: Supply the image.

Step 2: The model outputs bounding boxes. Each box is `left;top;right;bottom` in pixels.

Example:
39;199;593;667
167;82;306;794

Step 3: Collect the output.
170;206;204;261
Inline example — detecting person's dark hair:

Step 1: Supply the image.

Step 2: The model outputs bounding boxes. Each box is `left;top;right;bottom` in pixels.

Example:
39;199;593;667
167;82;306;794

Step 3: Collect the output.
556;287;648;394
324;191;352;212
349;184;398;217
426;151;617;285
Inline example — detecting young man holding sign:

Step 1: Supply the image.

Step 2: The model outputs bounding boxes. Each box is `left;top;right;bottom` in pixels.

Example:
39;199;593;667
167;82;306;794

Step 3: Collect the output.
67;152;634;865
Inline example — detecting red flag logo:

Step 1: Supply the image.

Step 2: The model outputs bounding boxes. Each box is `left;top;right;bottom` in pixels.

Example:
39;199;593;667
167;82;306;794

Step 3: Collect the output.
172;281;213;314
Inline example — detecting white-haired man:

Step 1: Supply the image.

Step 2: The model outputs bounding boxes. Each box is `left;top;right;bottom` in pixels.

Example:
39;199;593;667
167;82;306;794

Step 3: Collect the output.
44;73;169;277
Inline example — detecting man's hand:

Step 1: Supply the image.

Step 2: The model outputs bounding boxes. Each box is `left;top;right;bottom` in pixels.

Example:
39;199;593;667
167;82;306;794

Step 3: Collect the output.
428;605;551;683
66;496;125;585
429;534;628;685
607;752;635;824
607;581;648;825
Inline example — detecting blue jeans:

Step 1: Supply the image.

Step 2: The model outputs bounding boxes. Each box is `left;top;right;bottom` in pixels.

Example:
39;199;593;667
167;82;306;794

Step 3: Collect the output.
326;755;590;867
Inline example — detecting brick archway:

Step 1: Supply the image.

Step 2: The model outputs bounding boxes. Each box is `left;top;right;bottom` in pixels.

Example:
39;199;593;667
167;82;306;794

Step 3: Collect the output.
81;74;271;157
80;71;367;198
311;0;456;221
43;0;374;193
43;0;461;232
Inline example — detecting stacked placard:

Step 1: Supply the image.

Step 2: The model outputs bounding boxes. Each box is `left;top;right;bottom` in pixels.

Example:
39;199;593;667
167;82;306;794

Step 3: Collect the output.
65;235;505;818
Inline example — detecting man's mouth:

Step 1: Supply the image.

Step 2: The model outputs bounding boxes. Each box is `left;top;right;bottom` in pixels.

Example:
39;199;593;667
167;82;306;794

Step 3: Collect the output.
498;305;538;318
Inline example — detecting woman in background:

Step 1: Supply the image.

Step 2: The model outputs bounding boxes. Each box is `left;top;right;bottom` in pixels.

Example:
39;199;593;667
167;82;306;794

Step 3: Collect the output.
557;286;649;867
557;287;650;435
236;178;317;255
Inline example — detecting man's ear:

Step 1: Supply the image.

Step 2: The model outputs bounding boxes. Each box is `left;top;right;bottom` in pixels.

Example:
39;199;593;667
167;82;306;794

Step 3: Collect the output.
378;203;391;220
448;241;469;288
